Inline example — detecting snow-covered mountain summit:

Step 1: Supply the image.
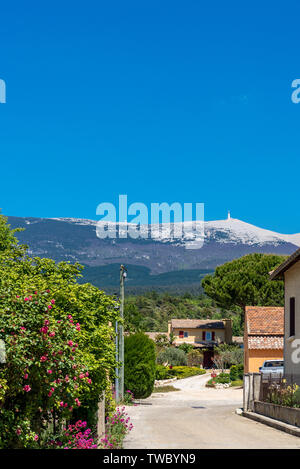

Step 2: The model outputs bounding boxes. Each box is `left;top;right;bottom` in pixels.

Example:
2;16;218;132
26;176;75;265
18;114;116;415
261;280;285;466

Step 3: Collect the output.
50;215;300;248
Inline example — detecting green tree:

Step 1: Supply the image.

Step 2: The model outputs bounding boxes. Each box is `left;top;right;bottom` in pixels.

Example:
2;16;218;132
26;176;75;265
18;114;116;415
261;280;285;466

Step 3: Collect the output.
157;347;187;366
124;333;156;399
202;253;285;322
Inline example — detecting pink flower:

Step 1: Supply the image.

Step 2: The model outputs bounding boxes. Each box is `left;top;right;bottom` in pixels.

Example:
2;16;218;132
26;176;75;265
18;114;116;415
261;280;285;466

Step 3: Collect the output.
23;385;31;392
47;305;52;310
24;297;29;302
44;320;50;326
47;369;52;374
40;356;47;362
60;401;64;407
79;373;84;379
23;373;28;380
68;341;73;347
48;391;52;397
75;398;81;407
34;435;38;441
49;331;55;337
87;378;92;384
16;428;21;435
75;323;80;331
51;299;55;304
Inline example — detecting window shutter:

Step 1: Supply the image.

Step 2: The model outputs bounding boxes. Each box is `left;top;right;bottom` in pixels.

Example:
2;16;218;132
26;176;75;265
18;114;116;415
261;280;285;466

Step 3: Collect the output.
212;331;215;341
202;331;206;340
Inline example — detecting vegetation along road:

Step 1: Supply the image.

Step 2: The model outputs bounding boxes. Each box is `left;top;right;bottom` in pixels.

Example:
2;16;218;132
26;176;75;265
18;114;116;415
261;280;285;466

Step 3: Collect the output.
124;373;300;449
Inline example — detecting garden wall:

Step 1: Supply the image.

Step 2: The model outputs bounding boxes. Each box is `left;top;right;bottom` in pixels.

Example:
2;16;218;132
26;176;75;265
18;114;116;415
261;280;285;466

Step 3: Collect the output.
254;401;300;428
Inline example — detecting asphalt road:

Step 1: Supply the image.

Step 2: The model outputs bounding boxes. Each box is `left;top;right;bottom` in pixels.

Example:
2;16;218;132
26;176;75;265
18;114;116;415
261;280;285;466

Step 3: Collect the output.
124;373;300;449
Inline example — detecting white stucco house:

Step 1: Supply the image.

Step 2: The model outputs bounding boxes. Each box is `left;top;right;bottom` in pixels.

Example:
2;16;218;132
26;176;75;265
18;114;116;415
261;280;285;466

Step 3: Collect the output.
271;248;300;383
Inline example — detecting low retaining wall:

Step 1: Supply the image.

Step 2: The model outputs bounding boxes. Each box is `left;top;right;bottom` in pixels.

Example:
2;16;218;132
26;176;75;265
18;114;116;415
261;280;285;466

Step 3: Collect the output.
254;400;300;428
154;378;177;387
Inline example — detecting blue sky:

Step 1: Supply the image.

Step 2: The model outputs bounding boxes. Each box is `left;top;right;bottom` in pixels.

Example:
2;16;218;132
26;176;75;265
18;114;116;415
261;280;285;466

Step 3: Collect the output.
1;1;300;233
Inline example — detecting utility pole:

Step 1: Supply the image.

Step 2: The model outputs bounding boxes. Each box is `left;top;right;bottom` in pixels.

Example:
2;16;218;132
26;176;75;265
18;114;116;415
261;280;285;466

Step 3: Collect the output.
118;264;127;401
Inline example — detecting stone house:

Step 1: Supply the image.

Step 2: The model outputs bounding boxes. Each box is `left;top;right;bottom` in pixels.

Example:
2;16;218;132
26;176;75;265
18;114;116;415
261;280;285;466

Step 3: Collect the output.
168;318;232;367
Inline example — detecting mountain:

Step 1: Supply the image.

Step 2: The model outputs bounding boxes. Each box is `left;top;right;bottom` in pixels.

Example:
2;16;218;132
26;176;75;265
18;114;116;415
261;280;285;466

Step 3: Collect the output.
6;215;299;291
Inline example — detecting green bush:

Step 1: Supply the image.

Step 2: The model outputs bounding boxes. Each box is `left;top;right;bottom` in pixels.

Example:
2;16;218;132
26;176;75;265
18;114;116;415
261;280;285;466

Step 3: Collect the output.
230;380;243;387
178;343;194;354
124;333;156;399
157;347;187;366
230;364;244;381
168;366;206;379
215;372;231;384
155;365;173;380
206;372;231;387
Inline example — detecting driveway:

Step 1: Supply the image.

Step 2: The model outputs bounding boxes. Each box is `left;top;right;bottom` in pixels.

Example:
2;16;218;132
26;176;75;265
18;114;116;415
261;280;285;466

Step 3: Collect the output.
124;373;300;449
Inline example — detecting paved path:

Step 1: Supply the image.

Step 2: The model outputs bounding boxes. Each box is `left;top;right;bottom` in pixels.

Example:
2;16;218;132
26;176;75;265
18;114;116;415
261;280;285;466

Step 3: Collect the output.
124;373;300;449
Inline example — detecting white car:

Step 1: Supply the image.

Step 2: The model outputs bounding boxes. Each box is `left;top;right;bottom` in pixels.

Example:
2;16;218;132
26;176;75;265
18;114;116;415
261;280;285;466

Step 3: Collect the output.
259;360;284;381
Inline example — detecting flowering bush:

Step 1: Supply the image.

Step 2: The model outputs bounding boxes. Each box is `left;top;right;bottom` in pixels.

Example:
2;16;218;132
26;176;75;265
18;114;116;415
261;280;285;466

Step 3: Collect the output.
46;420;97;449
0;214;121;448
123;389;135;405
0;290;92;448
99;407;133;449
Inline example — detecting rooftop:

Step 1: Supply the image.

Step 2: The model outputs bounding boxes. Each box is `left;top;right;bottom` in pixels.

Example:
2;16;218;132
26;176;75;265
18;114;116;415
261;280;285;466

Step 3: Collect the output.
245;306;284;336
170;319;227;329
270;247;300;280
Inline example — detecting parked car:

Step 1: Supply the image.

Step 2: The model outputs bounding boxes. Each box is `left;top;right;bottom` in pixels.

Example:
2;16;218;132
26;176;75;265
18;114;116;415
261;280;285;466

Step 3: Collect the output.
259;360;284;381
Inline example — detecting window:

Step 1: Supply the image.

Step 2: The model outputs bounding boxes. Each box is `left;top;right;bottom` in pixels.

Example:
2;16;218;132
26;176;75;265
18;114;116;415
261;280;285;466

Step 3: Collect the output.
206;331;212;341
290;297;295;337
179;330;184;338
184;331;189;338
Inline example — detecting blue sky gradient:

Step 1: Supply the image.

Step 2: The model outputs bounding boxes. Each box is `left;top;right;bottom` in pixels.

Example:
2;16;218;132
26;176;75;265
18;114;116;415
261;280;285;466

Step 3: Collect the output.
1;1;300;233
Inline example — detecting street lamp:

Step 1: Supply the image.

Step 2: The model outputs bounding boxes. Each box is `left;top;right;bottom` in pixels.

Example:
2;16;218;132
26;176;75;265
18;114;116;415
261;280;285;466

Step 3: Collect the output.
115;265;127;403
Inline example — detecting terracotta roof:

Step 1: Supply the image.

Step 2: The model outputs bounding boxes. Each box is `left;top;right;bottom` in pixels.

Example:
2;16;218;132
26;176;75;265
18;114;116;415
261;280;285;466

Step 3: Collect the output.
270;248;300;280
246;306;284;335
248;335;283;350
170;319;225;329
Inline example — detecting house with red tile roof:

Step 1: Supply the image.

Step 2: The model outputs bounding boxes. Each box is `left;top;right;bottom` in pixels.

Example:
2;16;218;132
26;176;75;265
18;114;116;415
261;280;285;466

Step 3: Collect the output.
244;306;284;373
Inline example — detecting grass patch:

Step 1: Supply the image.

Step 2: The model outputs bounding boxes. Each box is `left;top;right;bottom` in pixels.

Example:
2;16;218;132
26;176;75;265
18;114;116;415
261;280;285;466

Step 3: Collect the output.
152;385;180;393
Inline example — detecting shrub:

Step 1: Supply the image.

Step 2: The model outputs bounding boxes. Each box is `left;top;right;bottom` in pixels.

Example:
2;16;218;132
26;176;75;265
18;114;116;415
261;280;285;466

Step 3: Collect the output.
178;343;194;354
157;347;187;366
230;380;243;387
124;333;156;399
155;365;173;380
100;407;133;449
230;364;244;381
45;420;97;449
168;366;206;379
